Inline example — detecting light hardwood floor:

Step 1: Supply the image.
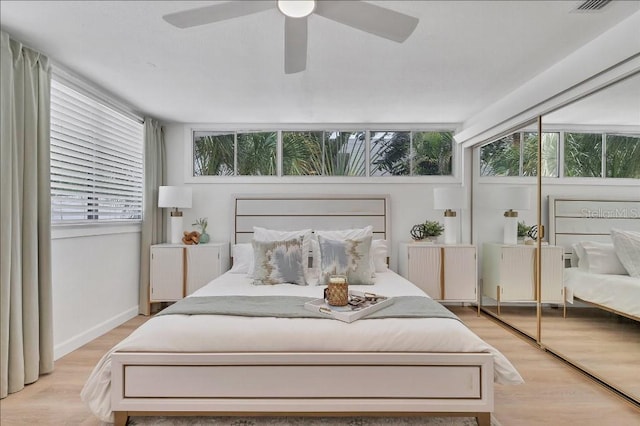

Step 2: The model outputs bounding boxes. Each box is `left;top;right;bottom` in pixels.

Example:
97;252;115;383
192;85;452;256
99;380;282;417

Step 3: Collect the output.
0;308;639;426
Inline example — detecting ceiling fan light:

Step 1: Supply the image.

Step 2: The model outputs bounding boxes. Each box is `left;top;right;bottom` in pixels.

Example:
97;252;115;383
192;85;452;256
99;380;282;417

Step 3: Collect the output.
277;0;315;18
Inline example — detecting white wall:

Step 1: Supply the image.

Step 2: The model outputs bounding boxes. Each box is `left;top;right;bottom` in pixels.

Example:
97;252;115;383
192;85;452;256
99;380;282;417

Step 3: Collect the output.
164;124;471;272
51;228;140;359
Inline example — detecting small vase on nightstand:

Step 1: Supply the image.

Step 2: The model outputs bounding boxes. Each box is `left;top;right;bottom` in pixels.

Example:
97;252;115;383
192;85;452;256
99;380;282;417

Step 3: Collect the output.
199;232;210;244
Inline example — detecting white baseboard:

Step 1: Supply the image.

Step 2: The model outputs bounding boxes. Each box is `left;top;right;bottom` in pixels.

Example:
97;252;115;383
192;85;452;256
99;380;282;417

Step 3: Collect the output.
54;305;139;360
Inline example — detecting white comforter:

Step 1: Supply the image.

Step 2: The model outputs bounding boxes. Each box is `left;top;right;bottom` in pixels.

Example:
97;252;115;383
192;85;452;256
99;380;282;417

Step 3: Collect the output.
81;271;523;422
564;267;640;317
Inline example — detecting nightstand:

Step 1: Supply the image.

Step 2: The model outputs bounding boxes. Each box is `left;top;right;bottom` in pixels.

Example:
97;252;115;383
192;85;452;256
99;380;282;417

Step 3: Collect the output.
398;242;477;304
149;242;229;310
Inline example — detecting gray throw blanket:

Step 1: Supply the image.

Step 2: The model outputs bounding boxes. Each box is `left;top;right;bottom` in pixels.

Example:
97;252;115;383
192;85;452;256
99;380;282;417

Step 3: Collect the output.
156;295;461;322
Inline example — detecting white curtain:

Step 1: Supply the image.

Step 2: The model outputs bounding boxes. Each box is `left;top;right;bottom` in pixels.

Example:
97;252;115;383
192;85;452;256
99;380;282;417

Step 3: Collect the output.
0;31;54;398
138;118;166;315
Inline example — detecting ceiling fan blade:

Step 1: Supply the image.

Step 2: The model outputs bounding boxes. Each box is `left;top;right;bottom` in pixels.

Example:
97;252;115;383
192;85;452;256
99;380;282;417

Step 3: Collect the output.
284;17;308;74
314;0;419;43
163;1;273;29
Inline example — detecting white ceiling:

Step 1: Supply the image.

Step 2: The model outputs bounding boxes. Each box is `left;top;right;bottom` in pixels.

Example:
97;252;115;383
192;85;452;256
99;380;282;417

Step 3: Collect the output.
1;0;639;124
544;72;640;127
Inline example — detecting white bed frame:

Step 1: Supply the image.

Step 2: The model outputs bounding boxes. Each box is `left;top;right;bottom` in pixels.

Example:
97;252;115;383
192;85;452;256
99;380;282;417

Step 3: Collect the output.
548;195;640;320
111;194;494;426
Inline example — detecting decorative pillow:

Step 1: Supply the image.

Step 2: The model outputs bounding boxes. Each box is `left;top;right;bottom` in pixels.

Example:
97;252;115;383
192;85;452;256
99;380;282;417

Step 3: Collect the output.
314;227;377;275
574;241;627;275
317;234;373;285
611;229;640;278
229;243;253;274
251;238;307;286
310;237;386;273
253;227;313;272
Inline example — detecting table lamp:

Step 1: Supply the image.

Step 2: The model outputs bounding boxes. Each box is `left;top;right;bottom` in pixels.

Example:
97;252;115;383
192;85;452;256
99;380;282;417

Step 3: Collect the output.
499;186;531;245
158;186;193;244
433;187;467;245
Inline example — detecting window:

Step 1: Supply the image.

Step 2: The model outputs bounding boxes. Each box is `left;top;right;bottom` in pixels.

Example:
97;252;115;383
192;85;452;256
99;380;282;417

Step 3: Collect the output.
237;132;277;176
522;132;558;177
50;79;143;223
480;133;521;176
193;132;234;176
282;131;323;175
605;134;640;178
564;132;602;177
194;129;455;178
413;131;453;176
370;131;410;176
481;130;639;179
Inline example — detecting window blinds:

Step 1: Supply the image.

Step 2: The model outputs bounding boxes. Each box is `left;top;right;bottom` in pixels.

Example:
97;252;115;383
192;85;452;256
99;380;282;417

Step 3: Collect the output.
50;79;143;222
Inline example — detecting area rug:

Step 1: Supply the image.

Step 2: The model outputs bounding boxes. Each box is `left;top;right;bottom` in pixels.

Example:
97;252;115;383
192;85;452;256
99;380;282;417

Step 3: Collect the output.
128;415;501;426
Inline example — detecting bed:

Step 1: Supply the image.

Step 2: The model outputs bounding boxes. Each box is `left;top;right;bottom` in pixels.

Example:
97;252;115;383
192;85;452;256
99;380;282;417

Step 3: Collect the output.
81;194;523;426
549;196;640;321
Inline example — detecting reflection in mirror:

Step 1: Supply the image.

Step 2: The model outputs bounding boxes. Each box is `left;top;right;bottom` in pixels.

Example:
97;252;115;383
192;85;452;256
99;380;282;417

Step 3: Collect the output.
541;72;640;403
474;124;540;340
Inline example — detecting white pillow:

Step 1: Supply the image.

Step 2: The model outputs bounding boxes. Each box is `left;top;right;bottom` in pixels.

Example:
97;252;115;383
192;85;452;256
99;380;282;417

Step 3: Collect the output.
611;228;640;278
229;243;253;274
252;227;313;275
314;225;373;241
371;239;389;272
574;241;627;275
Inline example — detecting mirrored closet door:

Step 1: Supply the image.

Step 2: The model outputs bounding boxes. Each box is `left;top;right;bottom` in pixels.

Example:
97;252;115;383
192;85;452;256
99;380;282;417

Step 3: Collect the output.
474;122;540;340
540;72;640;403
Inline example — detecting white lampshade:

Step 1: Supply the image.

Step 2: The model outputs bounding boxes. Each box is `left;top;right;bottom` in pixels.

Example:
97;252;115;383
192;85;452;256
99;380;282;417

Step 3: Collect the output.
498;186;531;211
158;186;192;244
433;187;467;245
158;186;192;209
433;187;467;210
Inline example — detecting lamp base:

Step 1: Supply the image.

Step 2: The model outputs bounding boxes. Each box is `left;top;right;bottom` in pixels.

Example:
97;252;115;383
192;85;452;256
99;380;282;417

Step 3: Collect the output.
443;215;458;245
503;215;518;245
169;216;184;244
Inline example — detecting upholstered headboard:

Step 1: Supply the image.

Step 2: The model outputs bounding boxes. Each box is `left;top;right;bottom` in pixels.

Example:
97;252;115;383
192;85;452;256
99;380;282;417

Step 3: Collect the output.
233;194;390;244
548;196;640;257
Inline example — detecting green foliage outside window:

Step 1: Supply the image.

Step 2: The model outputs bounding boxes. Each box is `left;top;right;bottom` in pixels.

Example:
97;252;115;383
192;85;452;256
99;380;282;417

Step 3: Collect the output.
480;133;521;176
193;132;234;176
237;132;277;176
370;131;410;176
193;129;454;178
413;131;453;175
481;130;638;179
564;133;602;177
522;132;558;177
606;134;640;178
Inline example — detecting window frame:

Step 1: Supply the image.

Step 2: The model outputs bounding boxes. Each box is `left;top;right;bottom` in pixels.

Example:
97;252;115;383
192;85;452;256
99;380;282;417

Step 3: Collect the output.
184;124;462;184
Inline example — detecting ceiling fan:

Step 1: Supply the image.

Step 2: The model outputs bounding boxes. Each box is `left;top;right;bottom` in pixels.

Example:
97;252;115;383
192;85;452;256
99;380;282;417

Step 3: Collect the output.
162;0;419;74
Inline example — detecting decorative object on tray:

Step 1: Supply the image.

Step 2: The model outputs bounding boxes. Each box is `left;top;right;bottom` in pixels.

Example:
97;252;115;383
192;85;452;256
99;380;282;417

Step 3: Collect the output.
181;230;200;245
324;275;349;306
410;220;444;242
192;217;209;244
305;290;393;323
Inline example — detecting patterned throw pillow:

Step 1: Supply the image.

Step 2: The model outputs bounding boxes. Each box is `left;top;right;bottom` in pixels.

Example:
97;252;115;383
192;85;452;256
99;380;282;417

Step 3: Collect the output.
317;235;373;285
252;238;307;286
